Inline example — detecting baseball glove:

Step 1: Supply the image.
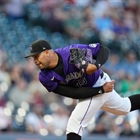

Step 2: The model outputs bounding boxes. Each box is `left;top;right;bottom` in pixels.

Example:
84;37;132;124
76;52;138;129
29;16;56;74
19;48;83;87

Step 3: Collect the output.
69;48;89;73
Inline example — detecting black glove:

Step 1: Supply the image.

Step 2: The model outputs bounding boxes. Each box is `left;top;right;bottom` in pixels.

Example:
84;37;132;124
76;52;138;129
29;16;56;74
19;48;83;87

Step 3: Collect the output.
69;48;89;73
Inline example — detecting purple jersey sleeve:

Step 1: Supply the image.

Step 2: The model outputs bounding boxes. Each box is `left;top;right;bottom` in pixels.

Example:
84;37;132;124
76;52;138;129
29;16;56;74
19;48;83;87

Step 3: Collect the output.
39;70;58;92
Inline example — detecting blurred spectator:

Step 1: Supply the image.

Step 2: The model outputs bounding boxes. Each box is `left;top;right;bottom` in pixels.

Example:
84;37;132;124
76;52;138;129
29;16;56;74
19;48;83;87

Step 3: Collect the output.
30;90;45;106
119;50;140;80
103;52;121;79
9;64;23;86
25;104;48;134
45;8;66;33
94;10;113;32
0;49;11;88
0;0;6;12
37;0;62;29
22;58;38;83
0;62;11;92
117;70;135;96
93;0;112;18
107;122;120;139
48;105;69;135
78;5;101;43
91;121;107;135
131;76;140;94
74;0;91;8
0;106;11;132
8;78;32;107
124;0;139;15
63;7;83;39
120;121;136;137
4;0;25;19
0;93;7;107
90;111;114;136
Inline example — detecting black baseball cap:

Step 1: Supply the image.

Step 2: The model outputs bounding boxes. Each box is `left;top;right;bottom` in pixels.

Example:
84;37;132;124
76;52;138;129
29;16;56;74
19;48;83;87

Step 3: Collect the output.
25;39;52;58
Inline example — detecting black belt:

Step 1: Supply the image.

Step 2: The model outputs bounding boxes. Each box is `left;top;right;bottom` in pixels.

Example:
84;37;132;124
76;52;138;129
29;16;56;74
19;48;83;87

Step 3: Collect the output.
100;72;104;79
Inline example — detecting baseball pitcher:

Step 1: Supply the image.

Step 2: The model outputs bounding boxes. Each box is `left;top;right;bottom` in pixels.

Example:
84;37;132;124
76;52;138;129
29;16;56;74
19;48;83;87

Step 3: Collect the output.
25;39;140;140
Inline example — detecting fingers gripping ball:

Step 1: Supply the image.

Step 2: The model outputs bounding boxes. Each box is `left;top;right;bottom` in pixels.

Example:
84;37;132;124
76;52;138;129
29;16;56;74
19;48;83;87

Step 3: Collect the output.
69;48;89;73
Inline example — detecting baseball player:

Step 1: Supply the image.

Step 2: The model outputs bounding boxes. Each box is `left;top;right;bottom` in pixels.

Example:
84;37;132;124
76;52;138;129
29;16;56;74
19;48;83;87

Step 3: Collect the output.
25;39;140;140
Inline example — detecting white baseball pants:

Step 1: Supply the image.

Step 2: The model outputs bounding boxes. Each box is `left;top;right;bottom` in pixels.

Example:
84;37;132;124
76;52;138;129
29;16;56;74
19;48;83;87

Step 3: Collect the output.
66;72;131;136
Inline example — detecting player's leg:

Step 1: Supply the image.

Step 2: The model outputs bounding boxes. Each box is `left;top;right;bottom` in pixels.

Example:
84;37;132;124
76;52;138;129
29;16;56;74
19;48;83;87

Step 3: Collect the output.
100;83;140;114
94;72;131;115
128;94;140;111
66;98;102;137
101;91;140;115
101;89;131;115
66;97;103;140
66;91;112;140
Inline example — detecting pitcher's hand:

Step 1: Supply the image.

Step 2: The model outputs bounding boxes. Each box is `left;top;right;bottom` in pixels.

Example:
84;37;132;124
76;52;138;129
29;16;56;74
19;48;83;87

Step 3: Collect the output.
103;80;115;93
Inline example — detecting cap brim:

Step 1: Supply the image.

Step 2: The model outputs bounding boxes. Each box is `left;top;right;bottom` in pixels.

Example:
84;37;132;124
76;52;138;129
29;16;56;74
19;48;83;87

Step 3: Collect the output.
25;52;39;58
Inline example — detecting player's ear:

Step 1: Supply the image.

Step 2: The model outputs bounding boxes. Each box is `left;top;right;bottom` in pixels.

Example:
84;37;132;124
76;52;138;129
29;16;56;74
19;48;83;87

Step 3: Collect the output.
44;50;51;57
44;50;49;54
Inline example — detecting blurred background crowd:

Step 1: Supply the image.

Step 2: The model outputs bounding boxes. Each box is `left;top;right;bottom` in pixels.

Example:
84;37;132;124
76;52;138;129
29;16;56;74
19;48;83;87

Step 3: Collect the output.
0;0;140;139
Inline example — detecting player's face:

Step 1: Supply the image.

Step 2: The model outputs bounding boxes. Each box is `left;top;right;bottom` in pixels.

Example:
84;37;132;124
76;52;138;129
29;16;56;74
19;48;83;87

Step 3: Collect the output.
33;51;50;69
